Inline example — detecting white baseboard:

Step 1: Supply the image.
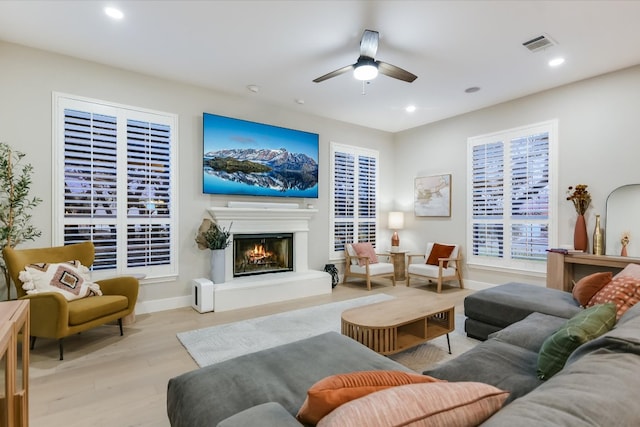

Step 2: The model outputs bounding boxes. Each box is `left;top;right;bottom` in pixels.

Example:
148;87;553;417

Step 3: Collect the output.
134;295;191;315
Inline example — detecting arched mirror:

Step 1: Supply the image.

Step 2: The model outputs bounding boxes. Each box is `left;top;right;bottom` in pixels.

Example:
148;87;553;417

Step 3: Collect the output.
605;184;640;257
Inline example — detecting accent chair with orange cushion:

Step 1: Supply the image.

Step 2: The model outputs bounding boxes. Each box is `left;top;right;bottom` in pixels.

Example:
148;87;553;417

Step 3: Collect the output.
342;243;395;290
406;242;464;293
3;241;139;360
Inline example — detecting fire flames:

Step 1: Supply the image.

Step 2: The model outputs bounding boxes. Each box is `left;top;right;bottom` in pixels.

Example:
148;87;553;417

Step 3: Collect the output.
246;244;273;264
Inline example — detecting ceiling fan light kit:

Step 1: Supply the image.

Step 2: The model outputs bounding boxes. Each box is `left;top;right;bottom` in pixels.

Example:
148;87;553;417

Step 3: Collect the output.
313;29;417;84
353;60;378;81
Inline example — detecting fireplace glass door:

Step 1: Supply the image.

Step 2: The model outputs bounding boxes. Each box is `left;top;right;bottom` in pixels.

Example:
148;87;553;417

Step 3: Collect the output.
233;233;294;277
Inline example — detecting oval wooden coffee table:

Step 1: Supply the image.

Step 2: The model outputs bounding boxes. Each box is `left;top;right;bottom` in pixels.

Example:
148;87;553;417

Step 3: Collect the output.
341;297;454;355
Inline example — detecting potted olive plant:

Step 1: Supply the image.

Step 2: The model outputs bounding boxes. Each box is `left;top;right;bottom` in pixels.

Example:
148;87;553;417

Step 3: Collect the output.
0;142;42;300
196;218;232;283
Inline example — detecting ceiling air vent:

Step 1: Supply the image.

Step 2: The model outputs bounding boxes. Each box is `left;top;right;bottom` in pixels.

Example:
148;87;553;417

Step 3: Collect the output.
522;34;556;52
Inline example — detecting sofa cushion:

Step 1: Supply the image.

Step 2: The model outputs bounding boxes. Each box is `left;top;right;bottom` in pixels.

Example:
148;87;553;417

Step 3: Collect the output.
571;271;612;307
488;312;566;353
424;339;542;403
167;332;413;427
217;403;302;427
316;382;508;427
296;370;441;425
587;275;640;319
537;302;617;380
464;283;580;334
68;295;129;325
481;351;640;427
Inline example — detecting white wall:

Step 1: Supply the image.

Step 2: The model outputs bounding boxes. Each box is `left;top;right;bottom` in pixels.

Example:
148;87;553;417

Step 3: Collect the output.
0;41;394;307
394;64;640;287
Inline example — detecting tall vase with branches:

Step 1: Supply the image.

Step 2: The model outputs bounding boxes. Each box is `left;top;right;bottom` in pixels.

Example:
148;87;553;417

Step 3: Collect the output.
0;143;42;300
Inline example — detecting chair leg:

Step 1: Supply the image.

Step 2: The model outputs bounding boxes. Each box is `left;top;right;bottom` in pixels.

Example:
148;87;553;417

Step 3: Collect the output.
30;336;36;350
406;274;411;287
457;270;465;289
118;318;124;336
59;339;64;361
437;277;443;293
366;277;371;291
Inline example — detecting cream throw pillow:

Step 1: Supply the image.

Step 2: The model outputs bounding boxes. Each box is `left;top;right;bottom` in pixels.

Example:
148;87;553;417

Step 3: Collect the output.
19;260;102;301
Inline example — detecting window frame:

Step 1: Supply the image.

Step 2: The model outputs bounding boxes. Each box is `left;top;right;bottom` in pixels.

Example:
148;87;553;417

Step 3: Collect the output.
466;120;558;274
329;142;379;260
52;92;179;282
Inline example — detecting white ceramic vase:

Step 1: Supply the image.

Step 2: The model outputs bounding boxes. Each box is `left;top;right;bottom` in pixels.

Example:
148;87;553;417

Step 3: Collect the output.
210;249;226;283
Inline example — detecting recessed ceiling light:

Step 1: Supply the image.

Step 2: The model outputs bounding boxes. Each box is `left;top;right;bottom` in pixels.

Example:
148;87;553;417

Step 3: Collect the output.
549;57;565;67
295;99;305;105
246;85;260;93
465;87;481;94
104;7;124;20
405;105;416;113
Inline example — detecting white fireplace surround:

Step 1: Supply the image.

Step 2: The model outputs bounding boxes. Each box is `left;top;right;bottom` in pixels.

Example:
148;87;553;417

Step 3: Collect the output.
206;204;331;311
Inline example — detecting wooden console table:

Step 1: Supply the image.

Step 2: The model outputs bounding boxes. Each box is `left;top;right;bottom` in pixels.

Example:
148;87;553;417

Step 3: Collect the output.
341;297;454;355
0;300;30;427
546;252;640;292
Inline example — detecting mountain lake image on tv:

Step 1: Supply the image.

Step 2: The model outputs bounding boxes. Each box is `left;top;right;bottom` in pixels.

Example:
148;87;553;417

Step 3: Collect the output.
203;113;319;198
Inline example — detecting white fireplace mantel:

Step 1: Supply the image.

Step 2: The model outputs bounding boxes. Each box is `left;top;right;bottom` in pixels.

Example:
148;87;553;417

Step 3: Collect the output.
205;205;331;311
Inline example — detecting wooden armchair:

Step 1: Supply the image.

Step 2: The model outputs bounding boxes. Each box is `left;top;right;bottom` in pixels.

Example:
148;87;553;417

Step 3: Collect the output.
3;241;139;360
406;242;464;293
343;243;396;290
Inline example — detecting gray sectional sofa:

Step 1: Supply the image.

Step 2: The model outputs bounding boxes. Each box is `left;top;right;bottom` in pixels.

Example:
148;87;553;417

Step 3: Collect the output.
167;286;640;426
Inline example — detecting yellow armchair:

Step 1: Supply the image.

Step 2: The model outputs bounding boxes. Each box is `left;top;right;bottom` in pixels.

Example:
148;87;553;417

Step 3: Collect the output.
3;241;139;360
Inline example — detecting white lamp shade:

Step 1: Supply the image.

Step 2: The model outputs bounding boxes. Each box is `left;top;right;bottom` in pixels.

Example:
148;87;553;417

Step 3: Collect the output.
388;211;405;230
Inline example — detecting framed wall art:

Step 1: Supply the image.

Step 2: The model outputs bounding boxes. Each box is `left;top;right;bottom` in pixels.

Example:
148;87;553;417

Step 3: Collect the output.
414;174;451;217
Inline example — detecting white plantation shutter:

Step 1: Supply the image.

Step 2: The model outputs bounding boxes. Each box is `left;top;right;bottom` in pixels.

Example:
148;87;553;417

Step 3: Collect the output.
330;143;379;259
126;119;172;268
54;94;177;279
467;121;556;272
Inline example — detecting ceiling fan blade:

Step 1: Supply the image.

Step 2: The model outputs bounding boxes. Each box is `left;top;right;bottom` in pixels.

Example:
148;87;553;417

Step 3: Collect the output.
313;64;355;83
377;61;418;83
360;29;378;59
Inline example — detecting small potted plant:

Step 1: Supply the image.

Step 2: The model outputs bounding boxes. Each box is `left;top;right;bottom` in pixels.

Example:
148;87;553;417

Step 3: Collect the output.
196;218;232;283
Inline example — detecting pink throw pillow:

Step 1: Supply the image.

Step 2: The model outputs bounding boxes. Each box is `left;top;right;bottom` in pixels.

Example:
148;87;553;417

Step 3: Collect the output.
352;243;379;266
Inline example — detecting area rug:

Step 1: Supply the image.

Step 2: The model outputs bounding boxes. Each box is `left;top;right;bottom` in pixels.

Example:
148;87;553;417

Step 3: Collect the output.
177;293;478;370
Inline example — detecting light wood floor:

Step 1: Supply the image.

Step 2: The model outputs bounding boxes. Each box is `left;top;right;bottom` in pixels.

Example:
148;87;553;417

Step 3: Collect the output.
28;280;473;427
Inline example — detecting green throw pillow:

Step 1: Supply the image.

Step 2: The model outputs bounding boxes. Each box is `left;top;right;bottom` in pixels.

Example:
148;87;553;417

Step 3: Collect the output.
537;302;617;380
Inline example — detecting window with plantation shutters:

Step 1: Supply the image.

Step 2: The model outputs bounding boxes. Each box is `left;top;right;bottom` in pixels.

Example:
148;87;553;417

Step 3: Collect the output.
330;143;379;259
54;94;177;280
467;120;557;273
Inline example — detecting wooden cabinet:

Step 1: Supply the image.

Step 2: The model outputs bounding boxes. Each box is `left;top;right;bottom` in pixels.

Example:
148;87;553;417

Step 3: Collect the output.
0;300;29;427
547;252;639;292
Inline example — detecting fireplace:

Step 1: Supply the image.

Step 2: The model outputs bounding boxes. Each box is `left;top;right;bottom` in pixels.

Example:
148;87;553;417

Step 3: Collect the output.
233;233;293;277
206;203;332;312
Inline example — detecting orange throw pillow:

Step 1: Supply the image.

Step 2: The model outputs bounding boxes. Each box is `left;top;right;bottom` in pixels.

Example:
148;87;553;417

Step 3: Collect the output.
587;275;640;319
572;272;612;307
426;243;455;268
296;371;442;425
351;242;379;266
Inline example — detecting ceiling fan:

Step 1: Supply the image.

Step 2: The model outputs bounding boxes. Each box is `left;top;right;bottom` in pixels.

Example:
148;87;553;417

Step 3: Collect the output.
313;29;417;83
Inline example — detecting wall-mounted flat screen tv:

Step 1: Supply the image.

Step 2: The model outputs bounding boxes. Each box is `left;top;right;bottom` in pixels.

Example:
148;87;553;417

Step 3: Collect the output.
203;113;319;198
